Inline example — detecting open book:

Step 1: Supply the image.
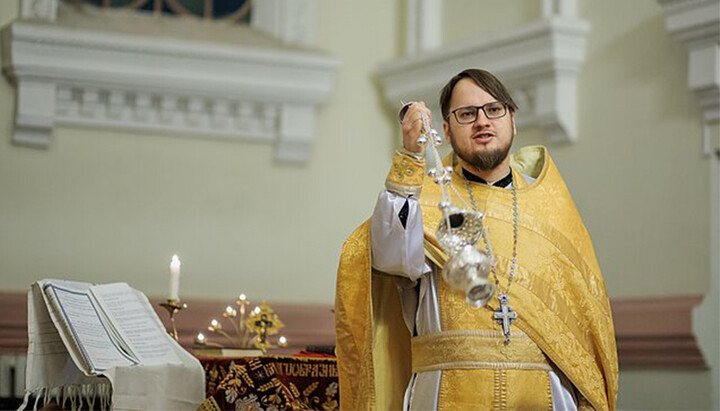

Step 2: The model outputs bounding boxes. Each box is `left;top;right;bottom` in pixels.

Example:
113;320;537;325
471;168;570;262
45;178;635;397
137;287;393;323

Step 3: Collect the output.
36;280;182;373
24;279;204;410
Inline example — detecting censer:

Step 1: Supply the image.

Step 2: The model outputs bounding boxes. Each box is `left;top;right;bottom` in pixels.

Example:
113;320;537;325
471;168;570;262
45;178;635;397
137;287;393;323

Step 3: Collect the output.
399;104;495;307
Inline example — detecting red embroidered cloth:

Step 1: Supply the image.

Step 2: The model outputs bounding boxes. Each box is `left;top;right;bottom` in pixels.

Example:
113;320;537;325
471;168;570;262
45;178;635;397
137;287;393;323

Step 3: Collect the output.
198;356;338;411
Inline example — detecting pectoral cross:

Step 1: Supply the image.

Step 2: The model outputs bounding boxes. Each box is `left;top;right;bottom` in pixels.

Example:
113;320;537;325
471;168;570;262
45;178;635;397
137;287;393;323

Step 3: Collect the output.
493;293;517;344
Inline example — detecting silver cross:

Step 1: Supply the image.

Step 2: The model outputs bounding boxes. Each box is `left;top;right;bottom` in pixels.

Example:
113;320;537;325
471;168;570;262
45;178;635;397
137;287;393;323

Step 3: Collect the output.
493;293;517;344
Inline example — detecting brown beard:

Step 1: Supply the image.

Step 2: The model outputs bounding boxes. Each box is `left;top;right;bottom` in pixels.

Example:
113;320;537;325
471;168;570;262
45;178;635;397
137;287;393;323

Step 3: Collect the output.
449;132;513;171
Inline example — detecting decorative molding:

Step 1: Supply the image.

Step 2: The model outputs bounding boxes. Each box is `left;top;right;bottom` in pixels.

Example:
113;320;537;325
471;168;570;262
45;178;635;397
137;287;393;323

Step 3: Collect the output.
251;0;316;47
611;295;706;368
404;0;442;56
376;15;590;144
0;293;27;354
0;291;706;369
541;0;578;19
20;0;57;21
656;0;720;155
1;5;339;162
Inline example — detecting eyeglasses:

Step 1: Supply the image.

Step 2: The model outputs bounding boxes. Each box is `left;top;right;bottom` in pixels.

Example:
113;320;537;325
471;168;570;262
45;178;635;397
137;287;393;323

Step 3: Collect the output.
448;102;508;124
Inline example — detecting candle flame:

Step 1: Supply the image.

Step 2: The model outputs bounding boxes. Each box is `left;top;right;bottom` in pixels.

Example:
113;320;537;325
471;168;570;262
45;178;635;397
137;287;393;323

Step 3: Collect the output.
170;255;181;269
224;306;236;317
209;319;221;331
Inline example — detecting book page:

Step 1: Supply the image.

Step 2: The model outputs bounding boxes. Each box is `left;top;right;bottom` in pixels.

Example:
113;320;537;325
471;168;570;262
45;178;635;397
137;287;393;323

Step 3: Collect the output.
27;282;105;388
45;282;138;373
91;283;182;366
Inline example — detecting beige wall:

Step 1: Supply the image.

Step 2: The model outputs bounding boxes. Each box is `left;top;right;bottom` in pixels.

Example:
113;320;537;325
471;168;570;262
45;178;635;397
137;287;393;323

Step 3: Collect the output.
0;0;401;303
1;0;716;409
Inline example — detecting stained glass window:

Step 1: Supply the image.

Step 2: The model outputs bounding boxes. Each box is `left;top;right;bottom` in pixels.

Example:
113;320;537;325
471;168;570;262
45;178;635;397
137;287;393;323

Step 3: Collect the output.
67;0;252;23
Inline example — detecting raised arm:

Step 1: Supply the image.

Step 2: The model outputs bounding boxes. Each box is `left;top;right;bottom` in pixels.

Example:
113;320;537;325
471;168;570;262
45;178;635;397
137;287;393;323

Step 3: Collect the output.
370;102;433;281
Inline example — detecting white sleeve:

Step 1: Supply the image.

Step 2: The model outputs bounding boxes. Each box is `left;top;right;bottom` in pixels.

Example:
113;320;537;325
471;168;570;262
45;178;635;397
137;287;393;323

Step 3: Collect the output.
549;363;579;411
370;190;430;281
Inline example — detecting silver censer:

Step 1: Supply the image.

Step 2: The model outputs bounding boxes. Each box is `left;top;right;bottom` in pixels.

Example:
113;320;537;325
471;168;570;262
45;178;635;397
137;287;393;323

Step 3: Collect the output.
399;104;495;307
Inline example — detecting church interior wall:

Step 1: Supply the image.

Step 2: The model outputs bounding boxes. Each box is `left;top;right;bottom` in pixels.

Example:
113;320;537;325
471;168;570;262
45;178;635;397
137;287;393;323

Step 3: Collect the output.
618;368;712;410
0;0;400;305
0;0;716;409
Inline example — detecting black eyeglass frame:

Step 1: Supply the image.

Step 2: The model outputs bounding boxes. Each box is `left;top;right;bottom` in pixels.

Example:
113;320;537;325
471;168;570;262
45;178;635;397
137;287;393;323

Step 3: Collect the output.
447;101;509;124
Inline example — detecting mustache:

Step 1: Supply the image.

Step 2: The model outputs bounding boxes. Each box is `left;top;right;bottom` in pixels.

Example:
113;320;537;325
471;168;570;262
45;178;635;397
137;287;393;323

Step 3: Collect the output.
449;134;513;171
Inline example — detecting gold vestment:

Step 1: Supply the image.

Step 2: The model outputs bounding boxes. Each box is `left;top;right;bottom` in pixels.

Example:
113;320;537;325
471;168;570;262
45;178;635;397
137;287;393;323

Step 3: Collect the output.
335;146;618;410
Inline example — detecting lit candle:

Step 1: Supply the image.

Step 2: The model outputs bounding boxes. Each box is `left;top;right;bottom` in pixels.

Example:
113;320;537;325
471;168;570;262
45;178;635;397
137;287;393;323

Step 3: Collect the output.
196;333;206;344
210;319;221;330
278;336;288;347
169;255;181;301
238;294;247;315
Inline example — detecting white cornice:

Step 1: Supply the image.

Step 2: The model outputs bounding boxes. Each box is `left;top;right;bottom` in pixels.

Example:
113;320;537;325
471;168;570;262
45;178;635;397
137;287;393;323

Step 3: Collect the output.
657;0;720;154
2;4;339;163
657;0;720;46
376;17;590;144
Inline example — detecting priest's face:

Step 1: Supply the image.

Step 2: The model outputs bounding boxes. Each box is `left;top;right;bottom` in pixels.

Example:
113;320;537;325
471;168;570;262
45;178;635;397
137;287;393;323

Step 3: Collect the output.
443;78;515;173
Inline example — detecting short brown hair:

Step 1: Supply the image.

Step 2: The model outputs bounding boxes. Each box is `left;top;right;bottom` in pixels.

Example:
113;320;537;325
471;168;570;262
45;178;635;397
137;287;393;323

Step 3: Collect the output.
439;69;518;120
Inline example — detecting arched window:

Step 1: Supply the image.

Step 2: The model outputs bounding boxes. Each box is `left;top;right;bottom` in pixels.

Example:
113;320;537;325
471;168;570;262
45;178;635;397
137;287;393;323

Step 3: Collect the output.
66;0;252;23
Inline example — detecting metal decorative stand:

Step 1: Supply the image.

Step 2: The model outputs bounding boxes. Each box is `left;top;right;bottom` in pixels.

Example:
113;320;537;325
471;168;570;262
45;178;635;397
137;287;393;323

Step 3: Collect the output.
160;299;187;341
198;295;288;355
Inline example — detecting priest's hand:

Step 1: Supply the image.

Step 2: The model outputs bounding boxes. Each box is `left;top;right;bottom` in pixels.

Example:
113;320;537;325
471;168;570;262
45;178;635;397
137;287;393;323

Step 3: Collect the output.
401;101;432;155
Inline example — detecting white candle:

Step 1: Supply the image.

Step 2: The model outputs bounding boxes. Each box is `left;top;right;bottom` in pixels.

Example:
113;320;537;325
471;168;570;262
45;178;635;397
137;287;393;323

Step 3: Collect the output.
169;255;181;301
238;294;247;315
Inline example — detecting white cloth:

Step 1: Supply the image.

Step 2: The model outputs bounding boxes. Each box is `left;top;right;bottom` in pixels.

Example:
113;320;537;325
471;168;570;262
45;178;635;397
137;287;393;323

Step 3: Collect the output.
370;188;578;411
23;283;205;410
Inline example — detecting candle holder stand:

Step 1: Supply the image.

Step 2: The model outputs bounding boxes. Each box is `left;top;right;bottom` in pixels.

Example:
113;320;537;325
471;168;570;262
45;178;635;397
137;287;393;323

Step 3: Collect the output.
160;299;187;341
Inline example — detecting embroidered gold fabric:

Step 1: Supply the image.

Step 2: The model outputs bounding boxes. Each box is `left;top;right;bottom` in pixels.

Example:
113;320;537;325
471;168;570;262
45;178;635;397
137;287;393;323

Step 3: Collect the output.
411;330;552;373
431;252;554;410
421;146;618;410
335;221;411;411
334;146;618;411
335;221;375;410
385;150;426;196
436;368;552;411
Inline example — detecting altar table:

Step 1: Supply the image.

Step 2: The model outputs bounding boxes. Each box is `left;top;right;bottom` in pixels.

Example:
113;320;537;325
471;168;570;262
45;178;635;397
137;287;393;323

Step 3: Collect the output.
198;355;338;411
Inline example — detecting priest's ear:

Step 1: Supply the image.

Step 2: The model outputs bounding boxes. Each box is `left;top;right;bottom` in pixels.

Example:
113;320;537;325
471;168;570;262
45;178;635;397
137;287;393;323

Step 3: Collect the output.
443;119;452;143
511;113;517;136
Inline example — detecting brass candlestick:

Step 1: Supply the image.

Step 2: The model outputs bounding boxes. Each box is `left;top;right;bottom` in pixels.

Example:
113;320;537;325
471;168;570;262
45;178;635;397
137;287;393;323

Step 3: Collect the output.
160;299;187;341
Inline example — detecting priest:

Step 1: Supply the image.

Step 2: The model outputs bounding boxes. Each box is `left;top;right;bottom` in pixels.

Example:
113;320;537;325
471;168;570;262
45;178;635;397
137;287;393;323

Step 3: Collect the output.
335;69;618;410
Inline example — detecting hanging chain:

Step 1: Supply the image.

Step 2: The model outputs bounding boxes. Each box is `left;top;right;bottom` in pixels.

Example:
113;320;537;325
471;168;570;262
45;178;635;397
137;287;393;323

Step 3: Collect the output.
464;177;519;297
